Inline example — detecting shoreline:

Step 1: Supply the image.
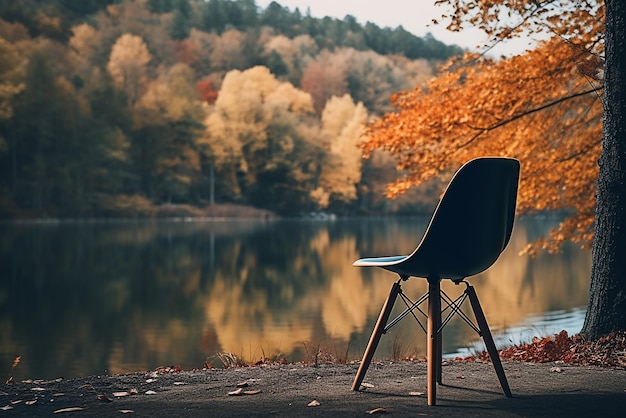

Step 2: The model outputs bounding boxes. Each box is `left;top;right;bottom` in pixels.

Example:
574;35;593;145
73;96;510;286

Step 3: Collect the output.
2;360;625;417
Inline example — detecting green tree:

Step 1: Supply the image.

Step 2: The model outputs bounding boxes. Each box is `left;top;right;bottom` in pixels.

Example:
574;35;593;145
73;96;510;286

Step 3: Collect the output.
147;0;175;14
0;35;25;159
169;8;191;40
199;0;226;33
132;63;204;202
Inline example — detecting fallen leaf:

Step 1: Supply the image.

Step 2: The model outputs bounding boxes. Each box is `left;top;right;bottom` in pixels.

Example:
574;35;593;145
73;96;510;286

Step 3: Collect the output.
173;382;185;386
550;367;562;373
25;400;37;406
145;378;156;383
113;392;130;397
145;390;157;395
307;400;320;407
97;394;113;402
408;391;424;396
243;390;261;395
10;400;23;405
54;407;85;413
31;387;46;391
361;382;375;388
119;410;134;414
129;388;138;395
227;388;243;396
1;405;13;411
236;381;249;388
366;407;387;414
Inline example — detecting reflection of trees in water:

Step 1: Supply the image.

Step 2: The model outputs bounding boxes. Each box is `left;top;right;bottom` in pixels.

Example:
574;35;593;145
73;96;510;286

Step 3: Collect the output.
204;218;591;362
0;218;591;378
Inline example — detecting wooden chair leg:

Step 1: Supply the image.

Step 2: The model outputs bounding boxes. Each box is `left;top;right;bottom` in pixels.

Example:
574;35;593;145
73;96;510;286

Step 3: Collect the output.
352;281;401;391
466;285;512;398
436;329;443;384
427;278;441;406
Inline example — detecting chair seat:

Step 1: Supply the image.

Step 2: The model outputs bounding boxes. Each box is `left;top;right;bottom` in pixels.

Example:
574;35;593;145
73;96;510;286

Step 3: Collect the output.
353;255;422;279
352;256;409;267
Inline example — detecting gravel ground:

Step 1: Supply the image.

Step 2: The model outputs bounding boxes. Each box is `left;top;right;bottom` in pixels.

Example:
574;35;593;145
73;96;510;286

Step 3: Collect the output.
2;360;625;417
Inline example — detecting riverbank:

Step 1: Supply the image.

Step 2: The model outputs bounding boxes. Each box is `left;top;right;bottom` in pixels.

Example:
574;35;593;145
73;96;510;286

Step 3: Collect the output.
1;202;279;222
2;360;625;417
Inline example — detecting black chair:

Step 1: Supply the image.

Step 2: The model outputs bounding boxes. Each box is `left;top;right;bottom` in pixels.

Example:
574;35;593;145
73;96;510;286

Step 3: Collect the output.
351;157;520;406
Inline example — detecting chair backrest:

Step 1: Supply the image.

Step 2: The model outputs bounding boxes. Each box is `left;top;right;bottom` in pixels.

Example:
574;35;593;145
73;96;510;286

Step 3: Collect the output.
399;157;520;281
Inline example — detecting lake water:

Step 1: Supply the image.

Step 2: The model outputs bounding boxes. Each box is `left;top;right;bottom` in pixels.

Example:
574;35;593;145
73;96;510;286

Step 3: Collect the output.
0;217;591;380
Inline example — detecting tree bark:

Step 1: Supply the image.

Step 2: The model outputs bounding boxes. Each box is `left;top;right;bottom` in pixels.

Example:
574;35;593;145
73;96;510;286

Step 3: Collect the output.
581;0;626;339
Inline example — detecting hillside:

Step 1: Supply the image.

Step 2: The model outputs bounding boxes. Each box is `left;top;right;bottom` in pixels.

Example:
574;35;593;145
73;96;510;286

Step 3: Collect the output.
0;0;461;218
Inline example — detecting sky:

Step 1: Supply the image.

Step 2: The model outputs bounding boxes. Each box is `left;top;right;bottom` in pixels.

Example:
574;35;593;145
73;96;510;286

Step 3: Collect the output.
255;0;538;57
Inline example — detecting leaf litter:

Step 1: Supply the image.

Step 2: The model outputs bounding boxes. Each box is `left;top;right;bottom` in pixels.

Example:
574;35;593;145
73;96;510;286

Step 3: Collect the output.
466;330;626;368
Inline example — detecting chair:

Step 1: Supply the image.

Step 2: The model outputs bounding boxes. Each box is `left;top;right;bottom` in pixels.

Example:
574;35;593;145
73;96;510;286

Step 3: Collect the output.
351;157;520;406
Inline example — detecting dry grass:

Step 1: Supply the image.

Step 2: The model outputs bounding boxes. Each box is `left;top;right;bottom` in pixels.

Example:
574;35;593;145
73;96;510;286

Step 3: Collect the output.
5;355;21;384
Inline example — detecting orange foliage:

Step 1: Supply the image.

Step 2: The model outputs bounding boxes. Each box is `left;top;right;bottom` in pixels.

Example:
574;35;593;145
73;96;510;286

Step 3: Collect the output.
362;0;604;254
174;39;200;67
300;52;348;114
487;330;626;368
197;78;218;105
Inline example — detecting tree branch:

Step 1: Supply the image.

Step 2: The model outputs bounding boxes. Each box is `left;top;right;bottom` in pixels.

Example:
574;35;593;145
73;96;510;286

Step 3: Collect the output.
459;86;603;148
467;0;560;61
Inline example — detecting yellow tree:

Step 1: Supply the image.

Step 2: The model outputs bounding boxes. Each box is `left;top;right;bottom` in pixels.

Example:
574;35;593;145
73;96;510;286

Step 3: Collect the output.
311;94;368;209
106;33;152;105
361;1;625;338
201;65;314;201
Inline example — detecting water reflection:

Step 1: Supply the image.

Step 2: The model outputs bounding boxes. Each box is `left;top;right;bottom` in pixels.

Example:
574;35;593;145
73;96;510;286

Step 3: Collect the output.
0;217;591;379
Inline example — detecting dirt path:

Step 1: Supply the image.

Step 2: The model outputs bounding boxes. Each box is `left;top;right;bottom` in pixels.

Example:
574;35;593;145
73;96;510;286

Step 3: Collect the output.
2;361;625;417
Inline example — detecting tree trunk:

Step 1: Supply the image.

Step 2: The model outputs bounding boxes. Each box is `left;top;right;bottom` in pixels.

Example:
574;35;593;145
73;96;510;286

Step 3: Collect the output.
581;0;626;339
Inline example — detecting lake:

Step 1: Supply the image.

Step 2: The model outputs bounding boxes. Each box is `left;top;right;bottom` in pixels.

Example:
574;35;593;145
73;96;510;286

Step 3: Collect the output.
0;216;591;380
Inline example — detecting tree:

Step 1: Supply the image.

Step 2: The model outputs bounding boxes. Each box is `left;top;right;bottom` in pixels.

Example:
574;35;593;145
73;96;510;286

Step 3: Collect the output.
0;35;25;151
581;0;626;339
69;23;97;58
311;94;367;209
106;33;152;105
263;34;318;85
300;51;348;114
361;1;625;337
169;8;190;41
208;29;247;71
132;63;204;202
200;65;315;210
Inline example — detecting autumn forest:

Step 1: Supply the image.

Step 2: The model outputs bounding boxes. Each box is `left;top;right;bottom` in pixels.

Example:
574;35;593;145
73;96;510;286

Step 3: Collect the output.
0;0;464;219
